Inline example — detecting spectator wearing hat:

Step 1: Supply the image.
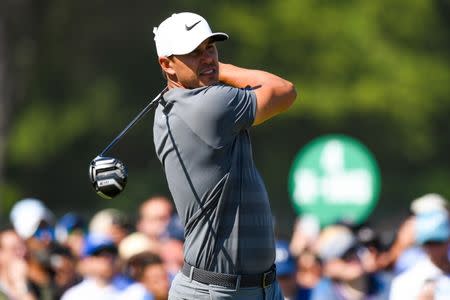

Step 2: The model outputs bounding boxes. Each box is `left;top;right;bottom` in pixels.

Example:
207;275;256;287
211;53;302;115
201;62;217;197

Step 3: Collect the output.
275;240;311;300
377;193;448;274
9;198;57;300
118;232;157;262
89;209;133;246
9;198;55;246
55;213;87;258
117;232;159;299
61;233;121;300
311;225;390;300
78;212;134;293
390;210;450;300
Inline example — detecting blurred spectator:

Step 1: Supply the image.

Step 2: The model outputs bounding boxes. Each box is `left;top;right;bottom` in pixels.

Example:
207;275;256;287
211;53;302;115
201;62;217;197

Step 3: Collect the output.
0;228;37;300
434;275;450;300
55;213;87;258
9;192;449;300
165;215;185;242
378;193;448;274
136;195;184;282
125;251;169;300
376;215;418;272
295;249;321;295
417;279;437;300
118;232;158;262
89;209;133;245
394;193;448;275
137;196;175;242
9;198;57;299
25;244;55;300
48;245;82;299
290;215;320;257
9;198;55;246
389;210;450;300
354;224;386;273
289;215;322;297
410;193;448;215
115;231;159;293
62;233;121;300
275;240;311;300
311;225;390;300
159;238;184;283
117;233;158;300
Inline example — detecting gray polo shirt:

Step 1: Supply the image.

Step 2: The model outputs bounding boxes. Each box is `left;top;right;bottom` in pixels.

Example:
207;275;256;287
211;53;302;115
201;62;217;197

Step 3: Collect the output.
153;84;275;275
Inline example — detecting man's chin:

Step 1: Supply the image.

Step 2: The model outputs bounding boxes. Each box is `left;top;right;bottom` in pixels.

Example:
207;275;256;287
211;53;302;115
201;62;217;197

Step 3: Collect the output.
199;77;219;87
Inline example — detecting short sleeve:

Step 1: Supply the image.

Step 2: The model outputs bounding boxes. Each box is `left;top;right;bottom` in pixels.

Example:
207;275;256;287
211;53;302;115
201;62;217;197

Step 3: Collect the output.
172;84;256;147
197;84;256;132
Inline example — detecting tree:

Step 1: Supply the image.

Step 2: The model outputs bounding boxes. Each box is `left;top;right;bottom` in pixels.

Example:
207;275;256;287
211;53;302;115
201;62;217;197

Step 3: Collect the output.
1;0;449;231
0;15;10;203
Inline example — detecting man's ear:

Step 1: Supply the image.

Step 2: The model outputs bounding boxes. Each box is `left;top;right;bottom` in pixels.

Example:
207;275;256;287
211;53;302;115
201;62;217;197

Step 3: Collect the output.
159;56;176;76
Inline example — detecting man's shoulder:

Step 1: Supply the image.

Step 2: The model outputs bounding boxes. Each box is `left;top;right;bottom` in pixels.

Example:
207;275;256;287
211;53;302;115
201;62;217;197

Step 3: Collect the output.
203;84;255;99
162;84;255;119
165;84;252;102
155;84;256;137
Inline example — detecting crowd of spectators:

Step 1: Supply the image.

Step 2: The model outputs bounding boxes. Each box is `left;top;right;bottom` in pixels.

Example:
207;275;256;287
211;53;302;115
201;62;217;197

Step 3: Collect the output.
0;193;448;300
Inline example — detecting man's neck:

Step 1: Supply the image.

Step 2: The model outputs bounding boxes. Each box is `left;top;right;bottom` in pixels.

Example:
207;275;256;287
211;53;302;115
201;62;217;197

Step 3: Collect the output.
167;79;184;89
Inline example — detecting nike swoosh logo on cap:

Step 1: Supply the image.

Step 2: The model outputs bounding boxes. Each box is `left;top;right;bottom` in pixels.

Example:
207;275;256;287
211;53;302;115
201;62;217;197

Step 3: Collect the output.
185;20;201;31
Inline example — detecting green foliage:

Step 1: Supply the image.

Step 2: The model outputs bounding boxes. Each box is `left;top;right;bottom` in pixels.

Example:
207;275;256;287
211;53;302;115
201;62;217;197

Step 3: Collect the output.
2;0;449;228
0;182;22;219
212;0;449;163
8;79;120;166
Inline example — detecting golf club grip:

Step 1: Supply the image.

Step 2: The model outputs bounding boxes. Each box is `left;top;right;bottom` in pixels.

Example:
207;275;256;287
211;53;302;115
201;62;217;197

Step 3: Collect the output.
99;88;168;157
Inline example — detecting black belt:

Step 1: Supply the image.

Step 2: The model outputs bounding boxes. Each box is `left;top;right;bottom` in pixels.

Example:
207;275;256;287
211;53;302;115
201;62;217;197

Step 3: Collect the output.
181;262;276;289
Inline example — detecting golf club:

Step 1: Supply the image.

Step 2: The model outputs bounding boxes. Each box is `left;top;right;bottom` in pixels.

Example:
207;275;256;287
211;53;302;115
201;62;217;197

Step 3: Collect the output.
89;88;167;199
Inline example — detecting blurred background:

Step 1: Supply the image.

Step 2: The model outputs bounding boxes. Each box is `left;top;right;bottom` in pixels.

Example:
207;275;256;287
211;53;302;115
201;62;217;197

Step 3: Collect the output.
1;0;449;236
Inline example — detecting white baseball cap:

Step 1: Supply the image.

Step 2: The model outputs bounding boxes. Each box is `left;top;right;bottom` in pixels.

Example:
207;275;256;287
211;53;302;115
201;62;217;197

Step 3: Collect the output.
118;232;157;260
153;12;228;57
315;225;357;262
410;193;448;215
9;198;54;239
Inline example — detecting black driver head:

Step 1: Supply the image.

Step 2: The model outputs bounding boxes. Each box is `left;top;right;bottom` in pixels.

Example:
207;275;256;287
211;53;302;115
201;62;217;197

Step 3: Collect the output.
89;156;127;199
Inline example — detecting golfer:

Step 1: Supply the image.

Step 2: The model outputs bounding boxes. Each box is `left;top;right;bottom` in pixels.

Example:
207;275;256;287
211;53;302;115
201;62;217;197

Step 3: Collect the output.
153;12;297;299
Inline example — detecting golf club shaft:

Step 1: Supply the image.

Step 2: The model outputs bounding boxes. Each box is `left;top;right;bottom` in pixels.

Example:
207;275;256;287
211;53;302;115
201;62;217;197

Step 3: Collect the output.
99;88;168;157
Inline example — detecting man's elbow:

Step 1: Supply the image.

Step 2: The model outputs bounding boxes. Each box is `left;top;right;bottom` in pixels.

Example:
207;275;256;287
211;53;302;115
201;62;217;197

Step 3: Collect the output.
283;81;298;110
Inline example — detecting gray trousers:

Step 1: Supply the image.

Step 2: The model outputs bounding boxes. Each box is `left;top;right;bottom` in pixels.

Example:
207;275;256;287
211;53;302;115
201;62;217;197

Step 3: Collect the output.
168;272;284;300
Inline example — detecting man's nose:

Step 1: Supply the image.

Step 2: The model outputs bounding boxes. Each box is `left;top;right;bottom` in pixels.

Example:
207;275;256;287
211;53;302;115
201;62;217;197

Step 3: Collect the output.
200;49;214;63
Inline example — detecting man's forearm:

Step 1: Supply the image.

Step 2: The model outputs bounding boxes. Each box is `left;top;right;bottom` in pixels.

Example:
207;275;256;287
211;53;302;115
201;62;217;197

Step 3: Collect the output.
219;62;297;125
219;63;287;89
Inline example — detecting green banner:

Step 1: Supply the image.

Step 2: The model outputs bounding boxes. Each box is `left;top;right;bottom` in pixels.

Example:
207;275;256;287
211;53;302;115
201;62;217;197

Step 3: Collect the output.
288;135;381;227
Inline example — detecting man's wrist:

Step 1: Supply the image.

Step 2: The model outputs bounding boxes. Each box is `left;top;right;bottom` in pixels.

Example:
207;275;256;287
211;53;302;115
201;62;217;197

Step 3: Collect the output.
218;63;250;88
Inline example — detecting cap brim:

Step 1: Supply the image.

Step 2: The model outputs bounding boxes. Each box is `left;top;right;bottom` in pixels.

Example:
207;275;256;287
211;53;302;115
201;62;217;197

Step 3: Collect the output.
210;32;228;42
170;32;229;56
